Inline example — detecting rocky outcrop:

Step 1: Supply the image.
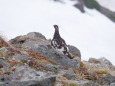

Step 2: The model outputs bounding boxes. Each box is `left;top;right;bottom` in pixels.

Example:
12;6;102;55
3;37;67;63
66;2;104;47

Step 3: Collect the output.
9;32;81;67
0;65;56;86
0;32;115;86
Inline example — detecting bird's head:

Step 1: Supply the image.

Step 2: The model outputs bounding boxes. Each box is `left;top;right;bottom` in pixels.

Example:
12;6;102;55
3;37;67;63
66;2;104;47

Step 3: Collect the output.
53;25;59;30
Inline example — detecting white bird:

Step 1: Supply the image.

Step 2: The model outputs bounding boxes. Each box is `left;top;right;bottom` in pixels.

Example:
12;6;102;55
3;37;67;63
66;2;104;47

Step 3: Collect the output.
51;25;73;59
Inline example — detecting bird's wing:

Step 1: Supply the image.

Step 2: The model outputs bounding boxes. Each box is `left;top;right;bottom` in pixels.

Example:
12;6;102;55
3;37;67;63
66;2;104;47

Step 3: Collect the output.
60;38;67;46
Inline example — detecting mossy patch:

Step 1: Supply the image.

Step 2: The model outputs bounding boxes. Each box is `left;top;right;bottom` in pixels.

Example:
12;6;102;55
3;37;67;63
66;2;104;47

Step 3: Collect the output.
84;0;101;11
94;70;110;77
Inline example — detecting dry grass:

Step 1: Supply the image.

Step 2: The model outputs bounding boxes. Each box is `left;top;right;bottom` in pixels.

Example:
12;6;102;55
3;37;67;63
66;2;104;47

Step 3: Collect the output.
56;75;82;86
58;80;81;86
27;50;57;65
0;36;9;48
72;62;111;81
80;61;112;80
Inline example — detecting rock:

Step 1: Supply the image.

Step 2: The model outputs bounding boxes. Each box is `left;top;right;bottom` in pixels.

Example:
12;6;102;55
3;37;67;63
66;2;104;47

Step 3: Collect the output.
9;32;81;67
43;63;60;73
74;80;98;86
63;68;77;80
33;45;80;67
0;60;9;68
22;40;49;49
12;54;29;61
98;74;115;86
1;65;56;86
9;36;26;44
98;57;113;66
2;76;56;86
68;45;81;58
9;32;47;48
88;57;113;67
74;0;85;13
12;36;81;67
88;58;101;64
26;32;46;40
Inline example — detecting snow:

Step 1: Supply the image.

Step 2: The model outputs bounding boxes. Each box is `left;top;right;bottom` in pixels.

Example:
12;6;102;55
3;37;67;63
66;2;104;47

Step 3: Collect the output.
96;0;115;11
0;0;115;65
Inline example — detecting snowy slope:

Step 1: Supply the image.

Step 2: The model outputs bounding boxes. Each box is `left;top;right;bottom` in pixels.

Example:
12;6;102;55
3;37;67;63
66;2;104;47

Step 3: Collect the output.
0;0;115;65
96;0;115;11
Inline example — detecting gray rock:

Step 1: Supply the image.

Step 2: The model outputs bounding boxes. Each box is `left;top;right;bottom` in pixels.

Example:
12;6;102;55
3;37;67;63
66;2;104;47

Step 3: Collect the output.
74;0;85;13
12;54;29;61
98;57;113;66
98;75;115;86
2;76;56;86
26;32;46;40
9;32;47;48
0;60;9;68
9;36;26;44
43;63;59;73
1;65;56;86
88;57;113;66
22;40;49;49
68;45;81;58
21;38;80;67
88;58;101;64
74;80;98;86
33;45;80;67
9;32;81;67
63;68;77;80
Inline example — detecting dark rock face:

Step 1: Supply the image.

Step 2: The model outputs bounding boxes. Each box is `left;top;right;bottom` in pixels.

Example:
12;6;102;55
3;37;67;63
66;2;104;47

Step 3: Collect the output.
74;0;115;22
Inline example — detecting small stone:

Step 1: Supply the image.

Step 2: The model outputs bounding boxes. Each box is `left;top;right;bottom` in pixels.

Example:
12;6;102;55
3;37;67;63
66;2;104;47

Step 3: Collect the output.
1;78;5;81
28;76;33;79
36;73;40;76
0;60;9;68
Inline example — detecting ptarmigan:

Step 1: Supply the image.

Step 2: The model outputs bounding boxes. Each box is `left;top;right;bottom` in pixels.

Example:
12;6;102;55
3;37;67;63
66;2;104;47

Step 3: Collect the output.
51;25;73;59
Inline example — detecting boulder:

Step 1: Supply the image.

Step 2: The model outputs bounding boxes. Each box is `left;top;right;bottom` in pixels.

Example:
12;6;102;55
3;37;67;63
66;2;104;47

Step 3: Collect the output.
26;32;46;40
9;32;47;48
88;57;113;66
68;45;81;58
33;45;80;67
1;65;56;86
